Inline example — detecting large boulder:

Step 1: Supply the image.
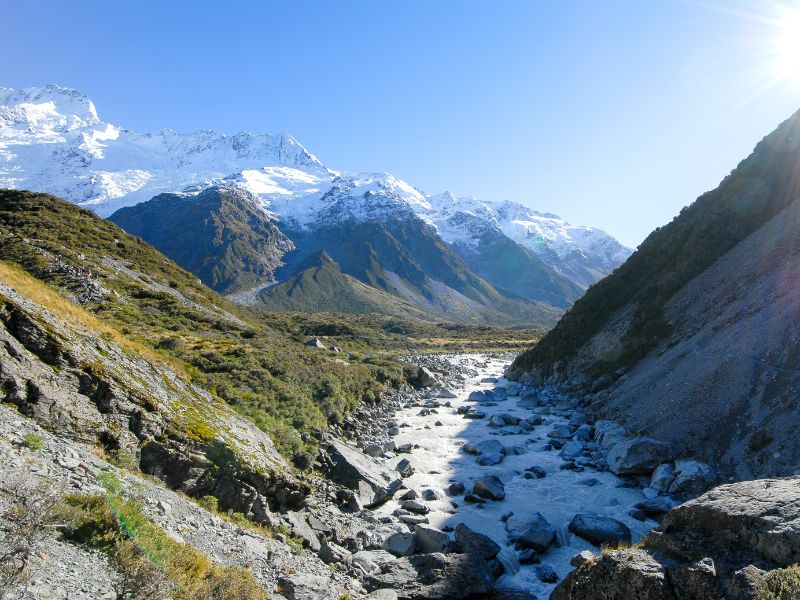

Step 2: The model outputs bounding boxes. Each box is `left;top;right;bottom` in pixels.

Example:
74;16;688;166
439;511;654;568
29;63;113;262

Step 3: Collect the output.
415;524;450;553
362;552;495;599
384;532;417;557
660;477;800;566
667;460;716;498
550;549;674;600
278;574;335;600
284;510;321;552
568;513;632;548
325;439;402;508
454;523;501;559
463;439;504;456
553;477;800;599
650;463;677;493
472;475;505;501
506;512;556;552
607;437;675;475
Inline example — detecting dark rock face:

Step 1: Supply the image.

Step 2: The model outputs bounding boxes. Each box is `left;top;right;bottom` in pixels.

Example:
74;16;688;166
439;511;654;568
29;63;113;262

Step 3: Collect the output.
322;439;402;508
0;285;306;516
506;513;556;552
454;523;501;559
606;437;675;476
362;552;495;599
552;477;800;600
472;475;505;501
109;185;294;295
568;513;632;548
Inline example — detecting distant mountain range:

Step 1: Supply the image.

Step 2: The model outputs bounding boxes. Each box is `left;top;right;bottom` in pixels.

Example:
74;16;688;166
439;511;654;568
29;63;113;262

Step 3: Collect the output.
0;84;631;323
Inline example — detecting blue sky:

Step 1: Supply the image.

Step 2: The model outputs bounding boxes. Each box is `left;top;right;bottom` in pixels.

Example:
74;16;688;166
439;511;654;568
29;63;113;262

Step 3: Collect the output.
3;0;800;246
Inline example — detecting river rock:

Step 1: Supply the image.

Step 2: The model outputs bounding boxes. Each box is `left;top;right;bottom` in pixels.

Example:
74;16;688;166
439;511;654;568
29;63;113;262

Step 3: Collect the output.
548;426;574;439
472;476;505;501
593;420;627;448
570;550;595;567
318;540;352;565
384;532;417;557
362;552;495;599
415;524;450;553
568;513;632;548
447;481;465;496
607;437;675;475
636;495;676;517
534;564;559;583
401;499;429;515
396;458;415;478
650;463;677;493
559;440;586;459
506;512;556;552
477;452;504;466
463;439;504;456
454;523;501;559
278;573;334;600
326;439;402;507
667;460;716;497
364;443;385;458
438;388;458;399
468;391;487;402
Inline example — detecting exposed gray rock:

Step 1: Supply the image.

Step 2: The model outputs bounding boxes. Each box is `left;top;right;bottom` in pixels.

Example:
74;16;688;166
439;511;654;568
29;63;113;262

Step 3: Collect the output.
568;513;632;548
506;512;556;552
477;452;505;466
325;439;402;508
362;552;495;599
650;463;677;493
384;532;417;557
414;524;449;553
396;458;415;478
472;475;505;501
636;495;677;517
285;510;321;552
463;439;504;456
667;460;716;497
551;549;674;600
400;499;429;515
304;337;326;349
278;573;334;600
570;550;596;567
318;540;352;565
607;437;675;475
454;523;501;559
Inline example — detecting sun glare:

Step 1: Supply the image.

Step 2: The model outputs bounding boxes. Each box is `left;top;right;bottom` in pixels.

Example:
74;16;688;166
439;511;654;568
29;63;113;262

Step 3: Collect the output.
777;8;800;83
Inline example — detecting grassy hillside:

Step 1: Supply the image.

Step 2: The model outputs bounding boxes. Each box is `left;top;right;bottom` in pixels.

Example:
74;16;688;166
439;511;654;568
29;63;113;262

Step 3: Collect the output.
513;108;800;376
0;190;542;466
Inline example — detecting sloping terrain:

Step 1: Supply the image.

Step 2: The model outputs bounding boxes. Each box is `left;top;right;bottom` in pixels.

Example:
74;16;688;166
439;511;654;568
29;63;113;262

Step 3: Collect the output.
109;185;294;295
0;189;406;464
510;108;800;478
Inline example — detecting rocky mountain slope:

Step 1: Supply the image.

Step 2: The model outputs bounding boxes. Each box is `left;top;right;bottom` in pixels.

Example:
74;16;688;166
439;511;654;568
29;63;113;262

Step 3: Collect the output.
510;108;800;480
109;182;562;325
108;185;294;295
0;85;631;324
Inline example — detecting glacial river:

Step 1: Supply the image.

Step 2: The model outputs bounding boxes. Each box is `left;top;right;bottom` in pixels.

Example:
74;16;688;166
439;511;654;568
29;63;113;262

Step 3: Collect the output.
373;354;656;598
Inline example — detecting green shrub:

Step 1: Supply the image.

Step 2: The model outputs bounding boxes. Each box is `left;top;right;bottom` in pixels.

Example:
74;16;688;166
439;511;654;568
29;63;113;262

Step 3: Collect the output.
22;432;44;451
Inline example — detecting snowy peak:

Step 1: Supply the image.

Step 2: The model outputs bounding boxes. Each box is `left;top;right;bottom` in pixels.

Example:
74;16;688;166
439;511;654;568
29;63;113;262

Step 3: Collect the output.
0;84;100;134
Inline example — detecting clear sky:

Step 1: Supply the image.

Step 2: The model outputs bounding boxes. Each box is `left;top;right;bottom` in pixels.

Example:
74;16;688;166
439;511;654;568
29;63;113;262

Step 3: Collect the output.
3;0;800;247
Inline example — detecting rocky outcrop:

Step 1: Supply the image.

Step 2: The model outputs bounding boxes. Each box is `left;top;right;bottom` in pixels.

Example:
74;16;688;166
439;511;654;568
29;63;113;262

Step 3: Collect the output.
362;552;495;599
0;283;307;515
321;439;402;508
552;477;800;599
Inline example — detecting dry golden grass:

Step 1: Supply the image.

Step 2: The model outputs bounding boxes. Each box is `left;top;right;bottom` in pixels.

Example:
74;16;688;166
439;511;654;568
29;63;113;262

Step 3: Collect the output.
0;260;188;378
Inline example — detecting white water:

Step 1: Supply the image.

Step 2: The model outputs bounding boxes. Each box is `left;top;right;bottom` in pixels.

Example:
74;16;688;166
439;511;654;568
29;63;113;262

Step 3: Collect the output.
374;354;656;598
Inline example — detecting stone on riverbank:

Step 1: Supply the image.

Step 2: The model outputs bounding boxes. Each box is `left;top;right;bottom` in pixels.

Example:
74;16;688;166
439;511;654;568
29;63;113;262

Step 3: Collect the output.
607;437;675;475
472;476;505;501
568;513;632;548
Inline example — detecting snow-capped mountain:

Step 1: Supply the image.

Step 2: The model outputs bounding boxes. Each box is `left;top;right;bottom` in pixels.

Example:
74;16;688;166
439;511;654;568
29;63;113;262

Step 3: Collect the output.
0;85;631;321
